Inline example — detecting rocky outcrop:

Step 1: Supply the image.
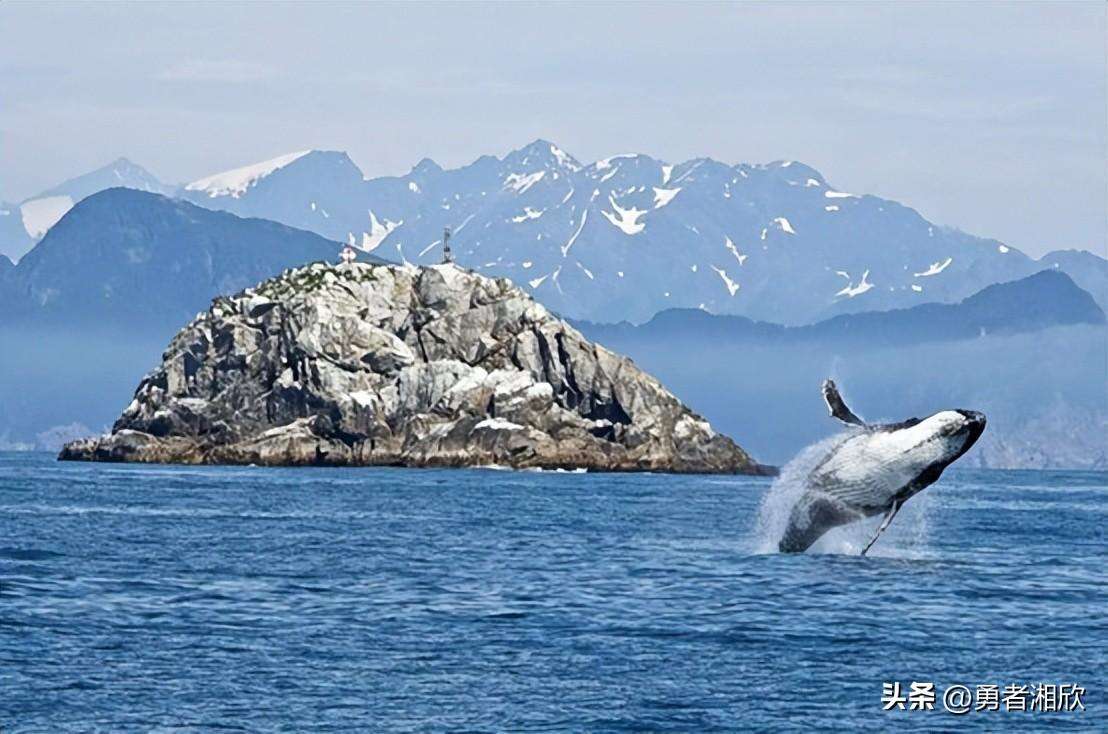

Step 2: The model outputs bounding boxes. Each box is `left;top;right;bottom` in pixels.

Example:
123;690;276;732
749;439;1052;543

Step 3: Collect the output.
60;262;771;473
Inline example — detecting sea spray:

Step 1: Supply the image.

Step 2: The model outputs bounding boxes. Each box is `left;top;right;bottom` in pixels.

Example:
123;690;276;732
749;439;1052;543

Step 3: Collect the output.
752;429;934;557
751;431;853;553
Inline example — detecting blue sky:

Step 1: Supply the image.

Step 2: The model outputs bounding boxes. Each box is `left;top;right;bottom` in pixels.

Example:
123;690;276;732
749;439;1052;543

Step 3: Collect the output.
1;1;1103;257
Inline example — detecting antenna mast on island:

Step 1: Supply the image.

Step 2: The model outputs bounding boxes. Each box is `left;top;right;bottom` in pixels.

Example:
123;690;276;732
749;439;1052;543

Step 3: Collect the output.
442;227;454;264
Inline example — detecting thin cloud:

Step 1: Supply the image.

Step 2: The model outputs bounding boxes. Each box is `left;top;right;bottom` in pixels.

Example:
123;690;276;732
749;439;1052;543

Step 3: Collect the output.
158;59;275;84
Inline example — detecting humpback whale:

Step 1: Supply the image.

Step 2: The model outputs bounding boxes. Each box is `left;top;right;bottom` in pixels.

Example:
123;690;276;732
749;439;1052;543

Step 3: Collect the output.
778;380;986;554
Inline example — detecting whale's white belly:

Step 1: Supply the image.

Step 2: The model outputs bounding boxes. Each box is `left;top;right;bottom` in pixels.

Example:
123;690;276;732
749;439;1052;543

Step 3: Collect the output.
809;425;950;512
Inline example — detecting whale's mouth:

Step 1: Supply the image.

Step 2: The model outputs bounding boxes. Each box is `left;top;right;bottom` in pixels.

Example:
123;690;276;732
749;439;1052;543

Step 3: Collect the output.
956;410;987;454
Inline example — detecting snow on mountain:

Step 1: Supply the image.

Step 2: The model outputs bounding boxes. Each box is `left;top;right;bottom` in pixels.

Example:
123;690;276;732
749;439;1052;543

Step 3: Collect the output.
914;257;953;277
0;188;351;331
33;157;169;203
835;270;873;298
184;150;313;198
1;201;35;263
20;196;74;239
4;158;170;262
177;150;370;245
182;138;1088;324
16;141;1103;325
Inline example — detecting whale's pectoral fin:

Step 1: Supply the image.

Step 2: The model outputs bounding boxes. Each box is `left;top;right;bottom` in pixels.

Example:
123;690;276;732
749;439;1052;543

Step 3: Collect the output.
860;500;902;556
822;379;865;427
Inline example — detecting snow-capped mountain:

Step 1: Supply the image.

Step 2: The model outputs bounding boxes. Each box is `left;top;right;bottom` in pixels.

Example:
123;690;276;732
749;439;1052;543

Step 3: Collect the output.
179;150;369;243
1;158;170;262
177;140;1103;324
8;143;1104;324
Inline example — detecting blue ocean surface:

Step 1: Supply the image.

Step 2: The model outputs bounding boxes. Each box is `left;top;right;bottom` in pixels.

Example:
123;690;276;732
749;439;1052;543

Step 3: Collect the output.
1;452;1104;732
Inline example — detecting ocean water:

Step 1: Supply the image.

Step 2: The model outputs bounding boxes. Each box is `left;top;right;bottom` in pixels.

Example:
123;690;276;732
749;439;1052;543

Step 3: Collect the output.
1;452;1104;732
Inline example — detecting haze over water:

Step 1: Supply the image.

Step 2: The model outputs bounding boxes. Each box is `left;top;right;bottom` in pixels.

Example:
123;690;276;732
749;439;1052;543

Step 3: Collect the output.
1;453;1104;731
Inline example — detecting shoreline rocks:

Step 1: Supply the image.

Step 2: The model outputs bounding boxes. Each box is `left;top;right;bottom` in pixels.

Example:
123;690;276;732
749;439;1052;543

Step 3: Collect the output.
60;262;773;475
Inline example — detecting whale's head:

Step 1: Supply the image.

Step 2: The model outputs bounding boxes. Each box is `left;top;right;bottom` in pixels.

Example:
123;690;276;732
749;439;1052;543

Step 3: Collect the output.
920;409;987;465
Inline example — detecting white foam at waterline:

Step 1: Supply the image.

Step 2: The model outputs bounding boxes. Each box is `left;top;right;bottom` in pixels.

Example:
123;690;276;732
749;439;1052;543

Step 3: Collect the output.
751;432;852;554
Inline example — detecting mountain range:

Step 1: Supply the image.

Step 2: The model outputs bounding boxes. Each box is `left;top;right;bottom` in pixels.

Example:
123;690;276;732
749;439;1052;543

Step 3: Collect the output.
0;144;1104;468
1;203;1102;469
175;141;1108;325
1;158;170;261
0;189;360;332
574;276;1107;469
4;142;1104;325
578;269;1105;348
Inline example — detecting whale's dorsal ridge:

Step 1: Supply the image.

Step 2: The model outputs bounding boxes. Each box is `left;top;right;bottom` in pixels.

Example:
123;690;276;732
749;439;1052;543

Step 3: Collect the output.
821;378;865;427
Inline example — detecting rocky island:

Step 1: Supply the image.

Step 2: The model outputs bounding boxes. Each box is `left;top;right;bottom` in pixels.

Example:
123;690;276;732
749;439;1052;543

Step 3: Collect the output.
61;262;771;474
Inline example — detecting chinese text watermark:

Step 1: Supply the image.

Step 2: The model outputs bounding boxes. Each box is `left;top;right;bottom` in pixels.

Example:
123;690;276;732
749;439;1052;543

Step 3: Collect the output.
882;682;1086;715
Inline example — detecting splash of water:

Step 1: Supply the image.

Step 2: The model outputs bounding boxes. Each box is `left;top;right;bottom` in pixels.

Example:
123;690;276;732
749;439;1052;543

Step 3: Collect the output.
750;431;852;554
751;430;933;558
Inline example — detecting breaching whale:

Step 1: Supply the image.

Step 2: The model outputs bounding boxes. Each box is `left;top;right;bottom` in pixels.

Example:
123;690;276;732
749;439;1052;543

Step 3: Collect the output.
778;380;986;554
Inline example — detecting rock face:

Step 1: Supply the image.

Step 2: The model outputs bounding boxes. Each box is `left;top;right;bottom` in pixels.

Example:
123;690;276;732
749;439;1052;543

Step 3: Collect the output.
60;262;770;474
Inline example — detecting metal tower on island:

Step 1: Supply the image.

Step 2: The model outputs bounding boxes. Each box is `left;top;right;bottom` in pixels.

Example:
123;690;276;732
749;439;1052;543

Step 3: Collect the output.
442;227;454;264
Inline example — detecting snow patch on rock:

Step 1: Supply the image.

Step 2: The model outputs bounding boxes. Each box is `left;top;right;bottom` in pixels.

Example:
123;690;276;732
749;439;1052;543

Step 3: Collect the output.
594;154;637;170
600;197;646;235
185;150;312;198
504;171;546;194
772;217;796;235
361;211;401;252
914;257;952;277
20;195;74;238
725;237;748;265
561;211;589;257
652;187;681;209
710;265;740;296
835;269;874;298
511;207;545;223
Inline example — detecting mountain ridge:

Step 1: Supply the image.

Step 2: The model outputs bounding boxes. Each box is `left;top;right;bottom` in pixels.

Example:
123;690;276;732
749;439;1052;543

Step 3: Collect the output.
7;142;1106;324
1;158;171;262
575;269;1105;349
0;188;368;332
170;139;1105;324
